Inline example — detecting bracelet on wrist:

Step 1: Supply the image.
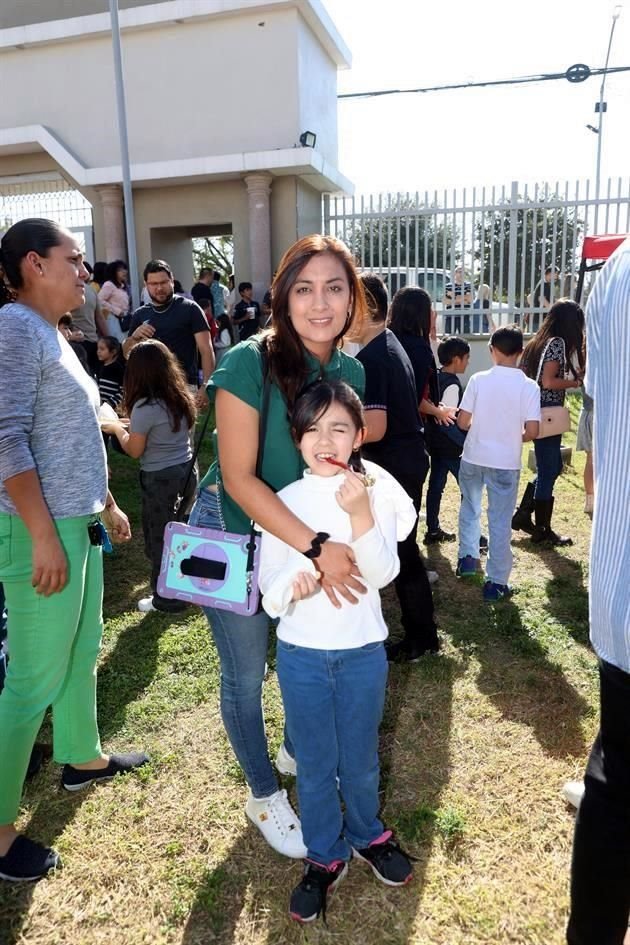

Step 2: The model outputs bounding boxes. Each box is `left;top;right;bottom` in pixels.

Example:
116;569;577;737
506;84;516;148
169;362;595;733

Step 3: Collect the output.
302;532;330;560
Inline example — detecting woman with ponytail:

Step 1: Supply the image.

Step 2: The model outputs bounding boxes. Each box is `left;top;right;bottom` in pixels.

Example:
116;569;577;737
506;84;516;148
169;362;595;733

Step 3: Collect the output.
0;219;146;883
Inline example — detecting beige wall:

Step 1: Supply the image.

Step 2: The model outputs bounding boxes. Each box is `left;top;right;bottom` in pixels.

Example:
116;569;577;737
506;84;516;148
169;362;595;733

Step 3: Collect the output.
0;8;339;170
0;0;170;30
132;179;250;291
297;16;338;166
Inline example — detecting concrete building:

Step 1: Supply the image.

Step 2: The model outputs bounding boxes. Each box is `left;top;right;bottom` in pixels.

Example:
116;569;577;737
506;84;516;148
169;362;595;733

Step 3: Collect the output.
0;0;352;295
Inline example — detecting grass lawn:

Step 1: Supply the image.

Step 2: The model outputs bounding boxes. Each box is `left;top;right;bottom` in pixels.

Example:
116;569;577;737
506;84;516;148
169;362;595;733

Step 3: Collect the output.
0;394;597;945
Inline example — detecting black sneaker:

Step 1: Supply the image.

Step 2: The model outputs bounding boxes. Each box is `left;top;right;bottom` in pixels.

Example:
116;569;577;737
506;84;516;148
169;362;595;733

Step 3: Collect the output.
0;836;61;882
385;638;440;663
423;528;456;545
61;751;149;792
479;535;488;553
289;859;348;923
352;831;413;886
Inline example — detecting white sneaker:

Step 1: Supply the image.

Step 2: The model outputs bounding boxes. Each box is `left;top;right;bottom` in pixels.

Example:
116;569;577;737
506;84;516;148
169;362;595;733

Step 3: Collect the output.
137;596;156;613
563;780;585;809
427;570;439;585
276;743;297;777
245;789;307;858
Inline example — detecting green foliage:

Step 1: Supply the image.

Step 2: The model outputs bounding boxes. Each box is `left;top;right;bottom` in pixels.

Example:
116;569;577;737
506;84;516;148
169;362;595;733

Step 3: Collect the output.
192;235;234;282
475;193;584;299
338;194;459;271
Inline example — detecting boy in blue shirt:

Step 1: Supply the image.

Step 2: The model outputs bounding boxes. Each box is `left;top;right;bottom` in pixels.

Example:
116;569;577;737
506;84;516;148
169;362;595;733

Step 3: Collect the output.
455;326;540;601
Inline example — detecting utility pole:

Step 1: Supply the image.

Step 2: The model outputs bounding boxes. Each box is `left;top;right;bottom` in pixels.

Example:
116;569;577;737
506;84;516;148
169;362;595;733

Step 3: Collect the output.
109;0;140;309
594;5;622;234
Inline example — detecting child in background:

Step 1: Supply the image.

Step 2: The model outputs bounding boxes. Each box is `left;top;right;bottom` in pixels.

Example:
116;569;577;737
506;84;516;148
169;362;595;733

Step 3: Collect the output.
258;380;416;924
198;298;218;342
101;340;197;614
96;336;125;410
424;336;470;544
58;313;91;375
213;313;234;366
455;326;540;601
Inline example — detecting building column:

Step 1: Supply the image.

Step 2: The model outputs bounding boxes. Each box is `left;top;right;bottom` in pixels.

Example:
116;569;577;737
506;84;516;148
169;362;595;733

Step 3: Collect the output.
244;172;272;300
95;184;126;261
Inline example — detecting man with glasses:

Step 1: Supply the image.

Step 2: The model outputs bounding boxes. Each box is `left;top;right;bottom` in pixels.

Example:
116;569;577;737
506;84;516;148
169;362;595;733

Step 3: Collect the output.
124;259;214;409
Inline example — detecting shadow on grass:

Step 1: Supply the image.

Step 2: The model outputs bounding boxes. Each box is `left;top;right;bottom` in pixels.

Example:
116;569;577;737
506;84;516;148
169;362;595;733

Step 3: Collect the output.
429;545;590;760
512;534;590;647
179;584;460;944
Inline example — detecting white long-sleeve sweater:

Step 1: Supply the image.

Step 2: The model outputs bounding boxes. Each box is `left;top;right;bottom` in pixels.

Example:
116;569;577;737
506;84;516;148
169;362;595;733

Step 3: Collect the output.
258;460;416;650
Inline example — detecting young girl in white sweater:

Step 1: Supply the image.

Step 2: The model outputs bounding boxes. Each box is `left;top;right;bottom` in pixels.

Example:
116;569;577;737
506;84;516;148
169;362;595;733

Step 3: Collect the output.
258;380;416;924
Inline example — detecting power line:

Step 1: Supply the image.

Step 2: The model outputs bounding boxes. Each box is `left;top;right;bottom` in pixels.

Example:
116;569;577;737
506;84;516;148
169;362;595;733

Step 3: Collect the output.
338;65;630;100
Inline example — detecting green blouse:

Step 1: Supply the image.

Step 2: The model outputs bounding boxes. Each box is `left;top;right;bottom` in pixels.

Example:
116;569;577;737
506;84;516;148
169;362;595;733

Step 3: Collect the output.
199;338;365;535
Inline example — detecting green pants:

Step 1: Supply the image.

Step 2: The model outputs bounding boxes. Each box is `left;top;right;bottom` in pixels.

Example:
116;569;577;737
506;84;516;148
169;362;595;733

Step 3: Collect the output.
0;512;103;824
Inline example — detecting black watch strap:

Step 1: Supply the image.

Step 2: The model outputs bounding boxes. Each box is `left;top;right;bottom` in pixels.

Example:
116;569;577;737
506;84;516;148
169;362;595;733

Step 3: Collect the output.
302;532;330;560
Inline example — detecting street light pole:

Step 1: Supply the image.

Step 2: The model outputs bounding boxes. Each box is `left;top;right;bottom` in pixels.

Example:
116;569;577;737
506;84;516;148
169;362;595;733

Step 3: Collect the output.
594;4;622;233
108;0;140;309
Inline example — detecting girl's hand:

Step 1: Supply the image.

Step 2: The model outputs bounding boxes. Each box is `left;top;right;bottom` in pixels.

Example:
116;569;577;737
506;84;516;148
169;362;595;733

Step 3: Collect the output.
100;420;125;435
291;570;320;602
32;533;68;595
435;404;458;426
335;470;370;517
316;540;366;608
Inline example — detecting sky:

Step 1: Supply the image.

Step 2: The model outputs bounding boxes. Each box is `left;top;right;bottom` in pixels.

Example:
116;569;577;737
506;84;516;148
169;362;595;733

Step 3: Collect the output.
324;0;630;197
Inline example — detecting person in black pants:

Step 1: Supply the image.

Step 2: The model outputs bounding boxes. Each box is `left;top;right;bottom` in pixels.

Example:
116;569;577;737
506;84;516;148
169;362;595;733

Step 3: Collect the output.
565;238;630;945
355;274;439;663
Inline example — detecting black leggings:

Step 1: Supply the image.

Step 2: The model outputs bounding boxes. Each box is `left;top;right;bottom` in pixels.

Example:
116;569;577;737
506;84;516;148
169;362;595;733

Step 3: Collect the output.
391;464;438;648
567;659;630;945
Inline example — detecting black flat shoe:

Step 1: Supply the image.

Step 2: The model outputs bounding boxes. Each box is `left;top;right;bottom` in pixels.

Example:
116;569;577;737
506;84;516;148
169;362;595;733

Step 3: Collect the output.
0;836;61;882
385;639;440;663
61;751;150;792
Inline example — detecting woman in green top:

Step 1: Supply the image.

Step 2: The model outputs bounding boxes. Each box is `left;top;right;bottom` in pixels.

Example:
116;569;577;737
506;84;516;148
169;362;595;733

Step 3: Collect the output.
189;235;366;859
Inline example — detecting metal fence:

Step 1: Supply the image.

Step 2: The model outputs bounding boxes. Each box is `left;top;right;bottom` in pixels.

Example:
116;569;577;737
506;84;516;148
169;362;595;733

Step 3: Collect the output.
323;178;630;334
0;174;94;259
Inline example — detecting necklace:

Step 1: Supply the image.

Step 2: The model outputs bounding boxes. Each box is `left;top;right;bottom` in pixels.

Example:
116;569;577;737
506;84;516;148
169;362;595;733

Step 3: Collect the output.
149;295;176;315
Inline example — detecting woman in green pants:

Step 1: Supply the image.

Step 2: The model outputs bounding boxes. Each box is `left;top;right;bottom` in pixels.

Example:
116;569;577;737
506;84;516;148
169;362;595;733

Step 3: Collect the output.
0;219;148;882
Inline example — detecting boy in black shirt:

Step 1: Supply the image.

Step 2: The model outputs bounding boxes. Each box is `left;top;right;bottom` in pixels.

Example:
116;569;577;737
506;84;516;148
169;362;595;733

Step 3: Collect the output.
232;282;261;341
424;337;470;543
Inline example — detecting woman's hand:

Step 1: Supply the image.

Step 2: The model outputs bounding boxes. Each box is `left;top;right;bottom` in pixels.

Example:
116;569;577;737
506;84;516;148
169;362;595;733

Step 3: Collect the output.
291;570;320;603
335;470;370;517
102;502;132;543
315;540;366;608
32;533;68;595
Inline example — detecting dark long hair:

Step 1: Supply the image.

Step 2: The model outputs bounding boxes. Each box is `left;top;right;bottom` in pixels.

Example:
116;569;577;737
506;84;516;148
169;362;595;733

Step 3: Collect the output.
388;286;433;342
217;313;234;344
290;379;365;473
262;235;366;408
104;259;128;288
123;340;196;433
92;261;107;287
0;218;65;305
521;298;585;381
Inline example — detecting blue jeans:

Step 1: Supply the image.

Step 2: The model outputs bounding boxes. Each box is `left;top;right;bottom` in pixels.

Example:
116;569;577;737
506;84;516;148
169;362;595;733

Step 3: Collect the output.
188;488;289;798
426;455;461;533
458;460;520;586
533;434;563;500
277;639;388;865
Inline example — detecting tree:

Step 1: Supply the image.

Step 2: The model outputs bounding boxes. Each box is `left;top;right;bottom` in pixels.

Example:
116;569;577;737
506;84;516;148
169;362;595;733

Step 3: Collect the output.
475;194;583;301
333;194;459;272
192;235;234;282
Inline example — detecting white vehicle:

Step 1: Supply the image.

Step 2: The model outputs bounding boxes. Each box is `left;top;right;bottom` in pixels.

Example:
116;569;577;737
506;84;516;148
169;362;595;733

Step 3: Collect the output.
357;267;449;307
